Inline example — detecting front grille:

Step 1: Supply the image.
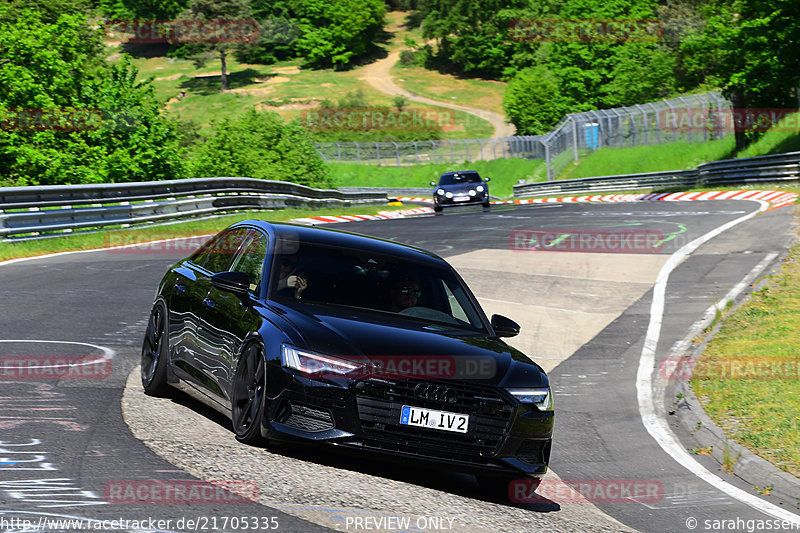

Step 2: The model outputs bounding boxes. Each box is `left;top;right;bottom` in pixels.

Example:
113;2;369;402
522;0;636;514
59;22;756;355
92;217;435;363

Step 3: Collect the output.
354;379;514;463
282;402;334;432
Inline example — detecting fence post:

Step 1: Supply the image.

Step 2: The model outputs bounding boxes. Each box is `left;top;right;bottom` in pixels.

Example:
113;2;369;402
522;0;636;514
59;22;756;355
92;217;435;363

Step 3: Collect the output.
636;104;648;145
336;142;342;163
448;139;454;163
545;142;552;180
648;103;661;144
413;141;419;163
375;142;381;166
663;99;677;143
393;141;401;166
354;141;361;164
679;96;692;143
695;95;708;142
571;116;579;161
477;138;484;160
464;139;470;161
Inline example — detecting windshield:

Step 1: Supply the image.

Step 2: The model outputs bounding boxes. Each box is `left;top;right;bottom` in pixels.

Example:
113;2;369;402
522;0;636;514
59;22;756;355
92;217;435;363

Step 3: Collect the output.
271;242;486;332
438;172;482;185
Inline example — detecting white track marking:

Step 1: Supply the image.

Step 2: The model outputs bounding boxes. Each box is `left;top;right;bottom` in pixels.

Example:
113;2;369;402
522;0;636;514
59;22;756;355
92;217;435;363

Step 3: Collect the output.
636;199;800;524
0;340;115;366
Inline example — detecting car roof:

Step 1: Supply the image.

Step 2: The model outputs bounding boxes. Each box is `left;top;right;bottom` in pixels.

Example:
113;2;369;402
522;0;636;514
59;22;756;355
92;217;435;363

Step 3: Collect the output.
232;220;447;266
440;170;480;177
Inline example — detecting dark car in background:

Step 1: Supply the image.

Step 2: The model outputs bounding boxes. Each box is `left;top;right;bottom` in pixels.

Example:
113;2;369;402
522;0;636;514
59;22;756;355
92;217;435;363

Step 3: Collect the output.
430;170;491;213
141;221;553;494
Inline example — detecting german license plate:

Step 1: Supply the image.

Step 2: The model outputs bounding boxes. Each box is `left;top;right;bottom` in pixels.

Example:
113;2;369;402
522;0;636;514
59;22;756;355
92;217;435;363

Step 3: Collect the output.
453;196;470;202
400;405;468;433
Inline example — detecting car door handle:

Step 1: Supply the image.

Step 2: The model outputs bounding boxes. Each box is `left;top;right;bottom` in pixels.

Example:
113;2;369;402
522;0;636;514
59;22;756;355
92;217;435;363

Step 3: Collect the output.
174;283;186;293
202;298;215;309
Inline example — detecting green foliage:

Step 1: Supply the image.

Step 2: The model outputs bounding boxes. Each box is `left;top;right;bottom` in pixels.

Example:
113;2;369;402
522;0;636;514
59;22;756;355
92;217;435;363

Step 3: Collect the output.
680;0;800;148
185;109;329;187
241;0;386;69
102;0;188;19
503;65;578;135
0;10;184;185
292;0;386;69
176;0;253;91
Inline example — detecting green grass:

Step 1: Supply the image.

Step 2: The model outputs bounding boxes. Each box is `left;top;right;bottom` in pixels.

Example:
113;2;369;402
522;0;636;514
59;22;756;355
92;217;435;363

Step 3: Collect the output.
392;64;507;116
691;245;800;477
327;158;547;198
558;138;737;180
0;205;410;262
737;110;800;158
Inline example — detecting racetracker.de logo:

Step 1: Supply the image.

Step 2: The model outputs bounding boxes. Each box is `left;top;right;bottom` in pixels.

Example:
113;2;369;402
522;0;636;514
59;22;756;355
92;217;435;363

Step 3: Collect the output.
298;108;457;132
509;478;664;503
508;18;664;42
659;108;800;133
0;355;112;380
104;480;259;504
660;355;800;381
106;19;260;44
510;229;665;253
104;233;213;254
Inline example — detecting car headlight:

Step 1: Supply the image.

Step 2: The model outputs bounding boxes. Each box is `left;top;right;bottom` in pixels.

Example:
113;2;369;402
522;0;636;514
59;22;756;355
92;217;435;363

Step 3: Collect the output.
445;192;454;198
281;345;362;377
476;185;485;193
508;388;553;411
469;189;476;196
436;189;445;195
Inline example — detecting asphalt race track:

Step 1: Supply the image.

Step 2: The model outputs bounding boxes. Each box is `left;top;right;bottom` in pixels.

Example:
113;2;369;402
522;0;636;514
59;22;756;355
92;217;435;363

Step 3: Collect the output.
1;199;798;533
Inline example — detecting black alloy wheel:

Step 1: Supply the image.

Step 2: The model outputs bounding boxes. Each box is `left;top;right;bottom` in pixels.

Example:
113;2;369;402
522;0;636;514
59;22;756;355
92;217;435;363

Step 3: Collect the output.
232;343;267;445
141;301;170;396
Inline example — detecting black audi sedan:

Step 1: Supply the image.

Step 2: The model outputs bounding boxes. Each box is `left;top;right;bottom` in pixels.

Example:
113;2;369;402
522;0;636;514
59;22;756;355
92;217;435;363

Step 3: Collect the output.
430;170;491;212
141;221;553;494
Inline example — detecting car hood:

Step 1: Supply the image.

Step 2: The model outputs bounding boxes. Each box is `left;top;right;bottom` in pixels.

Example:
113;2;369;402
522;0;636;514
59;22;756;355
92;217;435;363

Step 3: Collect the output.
272;301;548;388
438;183;483;194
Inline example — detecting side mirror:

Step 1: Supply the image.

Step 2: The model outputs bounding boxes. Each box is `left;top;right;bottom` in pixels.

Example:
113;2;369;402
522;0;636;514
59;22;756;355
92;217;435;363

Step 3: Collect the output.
491;314;519;338
484;177;491;182
211;271;251;295
429;181;437;187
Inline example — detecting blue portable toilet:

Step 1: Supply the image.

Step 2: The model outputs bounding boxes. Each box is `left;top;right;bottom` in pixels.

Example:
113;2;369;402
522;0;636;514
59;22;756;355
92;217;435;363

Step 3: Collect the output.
584;123;599;151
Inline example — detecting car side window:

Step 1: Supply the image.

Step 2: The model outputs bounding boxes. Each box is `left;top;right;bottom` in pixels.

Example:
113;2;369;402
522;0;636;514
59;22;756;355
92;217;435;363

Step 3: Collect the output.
191;227;249;274
229;230;268;293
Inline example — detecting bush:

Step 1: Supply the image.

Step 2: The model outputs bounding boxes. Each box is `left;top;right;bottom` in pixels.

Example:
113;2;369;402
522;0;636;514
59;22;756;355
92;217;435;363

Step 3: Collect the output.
185;110;329;188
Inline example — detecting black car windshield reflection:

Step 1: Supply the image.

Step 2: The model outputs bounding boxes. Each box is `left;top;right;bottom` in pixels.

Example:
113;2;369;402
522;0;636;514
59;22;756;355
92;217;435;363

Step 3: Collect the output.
271;243;486;332
439;172;482;185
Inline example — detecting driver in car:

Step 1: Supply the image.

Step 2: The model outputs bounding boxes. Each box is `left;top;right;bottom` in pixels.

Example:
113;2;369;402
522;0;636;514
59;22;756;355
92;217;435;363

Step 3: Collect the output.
388;278;421;312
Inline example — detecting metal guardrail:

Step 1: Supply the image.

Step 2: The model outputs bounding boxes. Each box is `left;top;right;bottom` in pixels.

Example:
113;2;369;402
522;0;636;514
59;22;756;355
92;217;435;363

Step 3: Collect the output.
513;152;800;197
0;177;388;239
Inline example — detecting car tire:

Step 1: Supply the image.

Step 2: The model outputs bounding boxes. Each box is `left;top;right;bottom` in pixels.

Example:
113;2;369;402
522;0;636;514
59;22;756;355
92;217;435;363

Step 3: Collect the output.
482;201;491;209
434;205;443;214
476;475;538;501
232;342;268;446
141;301;172;397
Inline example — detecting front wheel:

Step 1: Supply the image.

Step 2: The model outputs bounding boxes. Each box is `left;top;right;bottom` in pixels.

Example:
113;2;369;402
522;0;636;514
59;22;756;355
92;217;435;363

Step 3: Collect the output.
433;205;443;214
141;301;171;397
231;343;268;445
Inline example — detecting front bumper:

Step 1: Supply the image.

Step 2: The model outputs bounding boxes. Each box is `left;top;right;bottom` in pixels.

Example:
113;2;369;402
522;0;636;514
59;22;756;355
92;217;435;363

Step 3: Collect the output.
262;369;553;477
434;192;489;207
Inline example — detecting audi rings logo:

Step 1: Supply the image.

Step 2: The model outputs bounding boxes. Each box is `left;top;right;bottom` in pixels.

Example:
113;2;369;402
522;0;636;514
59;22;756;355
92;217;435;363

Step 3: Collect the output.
414;383;458;404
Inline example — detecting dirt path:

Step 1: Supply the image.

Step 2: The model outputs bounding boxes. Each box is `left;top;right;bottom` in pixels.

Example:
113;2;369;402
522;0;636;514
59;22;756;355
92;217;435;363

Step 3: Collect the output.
358;50;515;139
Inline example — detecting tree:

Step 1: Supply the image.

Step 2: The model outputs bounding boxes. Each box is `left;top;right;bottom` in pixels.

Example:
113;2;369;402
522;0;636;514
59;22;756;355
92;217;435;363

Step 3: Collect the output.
292;0;386;69
681;0;800;149
0;9;184;185
177;0;254;91
503;65;577;135
185;110;329;187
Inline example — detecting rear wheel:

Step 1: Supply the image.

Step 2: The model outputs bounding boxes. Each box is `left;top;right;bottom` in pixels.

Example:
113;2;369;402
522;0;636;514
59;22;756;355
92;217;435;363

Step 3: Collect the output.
141;301;171;397
232;343;268;445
